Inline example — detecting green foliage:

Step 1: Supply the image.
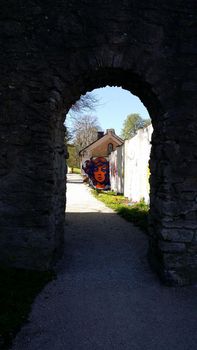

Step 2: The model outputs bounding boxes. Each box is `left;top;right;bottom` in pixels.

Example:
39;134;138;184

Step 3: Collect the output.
92;190;149;232
72;167;81;174
121;113;151;140
0;267;54;349
117;204;149;231
67;144;80;169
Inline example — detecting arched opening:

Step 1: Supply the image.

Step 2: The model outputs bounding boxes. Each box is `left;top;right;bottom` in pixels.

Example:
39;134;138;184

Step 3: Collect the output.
1;64;195;286
63;68;160;261
0;3;196;347
66;84;152;200
0;61;195;286
61;67;195;286
1;23;196;288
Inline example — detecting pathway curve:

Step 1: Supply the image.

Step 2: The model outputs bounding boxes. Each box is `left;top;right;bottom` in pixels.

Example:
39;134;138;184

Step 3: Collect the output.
12;174;197;350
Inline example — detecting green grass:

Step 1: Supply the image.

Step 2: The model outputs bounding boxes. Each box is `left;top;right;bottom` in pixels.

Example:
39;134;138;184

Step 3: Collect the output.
92;190;149;232
69;167;81;174
0;267;54;349
73;167;81;174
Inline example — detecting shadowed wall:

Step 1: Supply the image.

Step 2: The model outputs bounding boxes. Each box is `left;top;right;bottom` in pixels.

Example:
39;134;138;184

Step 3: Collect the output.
0;0;196;285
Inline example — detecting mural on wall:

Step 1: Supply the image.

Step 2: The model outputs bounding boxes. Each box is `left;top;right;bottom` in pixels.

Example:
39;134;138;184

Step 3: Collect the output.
110;154;118;178
82;157;110;190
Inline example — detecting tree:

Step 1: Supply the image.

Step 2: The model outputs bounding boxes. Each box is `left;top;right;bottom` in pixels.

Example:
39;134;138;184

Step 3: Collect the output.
66;91;100;142
72;114;101;152
65;92;101;167
67;144;80;170
121;113;151;140
66;114;101;167
69;92;99;116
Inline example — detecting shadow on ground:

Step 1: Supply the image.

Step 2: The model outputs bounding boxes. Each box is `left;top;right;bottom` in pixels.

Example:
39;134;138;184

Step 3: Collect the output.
12;211;197;350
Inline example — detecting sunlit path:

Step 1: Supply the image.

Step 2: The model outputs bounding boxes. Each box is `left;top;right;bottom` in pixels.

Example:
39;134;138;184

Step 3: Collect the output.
12;175;197;350
66;174;114;213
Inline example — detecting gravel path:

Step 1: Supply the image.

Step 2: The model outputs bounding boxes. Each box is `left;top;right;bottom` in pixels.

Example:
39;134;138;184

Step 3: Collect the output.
12;174;197;350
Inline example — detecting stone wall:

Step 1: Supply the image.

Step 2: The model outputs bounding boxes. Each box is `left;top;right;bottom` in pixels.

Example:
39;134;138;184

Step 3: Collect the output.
0;0;196;284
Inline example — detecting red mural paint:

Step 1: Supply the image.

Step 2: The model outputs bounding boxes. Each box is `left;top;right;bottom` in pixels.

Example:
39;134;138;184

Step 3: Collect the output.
82;157;110;190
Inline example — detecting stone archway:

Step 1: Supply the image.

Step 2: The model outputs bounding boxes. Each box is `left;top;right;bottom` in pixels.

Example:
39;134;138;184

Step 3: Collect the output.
0;0;196;285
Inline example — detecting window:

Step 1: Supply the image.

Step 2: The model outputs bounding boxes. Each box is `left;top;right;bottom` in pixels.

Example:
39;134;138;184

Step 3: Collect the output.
108;143;113;154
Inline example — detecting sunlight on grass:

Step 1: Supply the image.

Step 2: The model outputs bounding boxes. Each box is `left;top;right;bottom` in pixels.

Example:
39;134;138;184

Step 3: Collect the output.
92;190;149;232
72;167;81;174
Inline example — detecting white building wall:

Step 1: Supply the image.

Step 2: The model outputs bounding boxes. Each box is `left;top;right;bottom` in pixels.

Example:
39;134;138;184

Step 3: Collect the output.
117;146;124;194
124;124;153;203
109;146;124;194
109;124;153;203
109;150;117;191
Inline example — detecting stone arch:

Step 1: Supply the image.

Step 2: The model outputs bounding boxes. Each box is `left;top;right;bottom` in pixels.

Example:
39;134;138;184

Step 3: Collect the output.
0;0;196;285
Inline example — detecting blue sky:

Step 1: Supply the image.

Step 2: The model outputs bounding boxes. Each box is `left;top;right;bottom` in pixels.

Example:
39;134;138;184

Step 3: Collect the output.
67;86;150;137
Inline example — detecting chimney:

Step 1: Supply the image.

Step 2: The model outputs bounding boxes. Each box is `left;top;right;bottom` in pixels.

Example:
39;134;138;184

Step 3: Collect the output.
106;128;115;135
97;131;104;139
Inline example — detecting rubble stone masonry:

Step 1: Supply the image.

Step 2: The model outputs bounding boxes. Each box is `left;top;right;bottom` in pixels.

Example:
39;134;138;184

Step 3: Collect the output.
0;0;196;285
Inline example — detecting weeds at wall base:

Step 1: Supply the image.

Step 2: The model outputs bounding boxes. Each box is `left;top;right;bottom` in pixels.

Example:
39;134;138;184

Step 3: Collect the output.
92;189;149;232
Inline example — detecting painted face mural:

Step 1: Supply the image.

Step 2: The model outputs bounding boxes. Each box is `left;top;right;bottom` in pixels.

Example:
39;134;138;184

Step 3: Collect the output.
82;157;110;190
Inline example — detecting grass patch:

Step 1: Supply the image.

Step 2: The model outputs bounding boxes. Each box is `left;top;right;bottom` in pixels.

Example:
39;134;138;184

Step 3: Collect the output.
0;267;54;349
72;167;81;174
92;190;149;232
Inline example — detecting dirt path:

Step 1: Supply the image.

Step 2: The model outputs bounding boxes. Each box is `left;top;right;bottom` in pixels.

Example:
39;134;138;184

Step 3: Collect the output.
12;174;197;350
